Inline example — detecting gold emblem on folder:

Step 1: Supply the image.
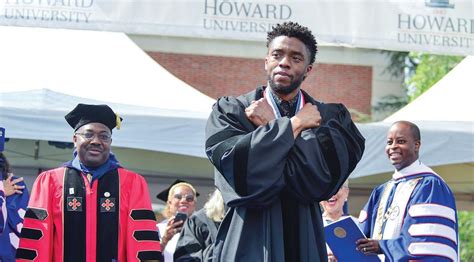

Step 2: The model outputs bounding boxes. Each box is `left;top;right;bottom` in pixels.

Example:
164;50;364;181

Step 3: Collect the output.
334;227;347;238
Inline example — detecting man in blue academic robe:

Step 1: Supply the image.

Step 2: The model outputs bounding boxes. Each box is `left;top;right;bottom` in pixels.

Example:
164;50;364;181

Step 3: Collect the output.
356;121;459;261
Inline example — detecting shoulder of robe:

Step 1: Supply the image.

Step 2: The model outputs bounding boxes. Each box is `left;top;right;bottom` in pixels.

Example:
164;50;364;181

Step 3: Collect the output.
315;103;351;125
214;88;260;115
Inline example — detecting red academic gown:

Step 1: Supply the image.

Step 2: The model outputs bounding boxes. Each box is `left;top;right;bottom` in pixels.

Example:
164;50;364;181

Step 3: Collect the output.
16;167;161;261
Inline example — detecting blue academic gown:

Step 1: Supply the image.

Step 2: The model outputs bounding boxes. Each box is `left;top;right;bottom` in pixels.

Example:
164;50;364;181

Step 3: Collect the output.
0;182;6;234
359;160;459;261
0;177;29;262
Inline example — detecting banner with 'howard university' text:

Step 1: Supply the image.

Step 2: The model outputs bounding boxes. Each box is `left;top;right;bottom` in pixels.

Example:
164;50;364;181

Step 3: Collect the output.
0;0;472;55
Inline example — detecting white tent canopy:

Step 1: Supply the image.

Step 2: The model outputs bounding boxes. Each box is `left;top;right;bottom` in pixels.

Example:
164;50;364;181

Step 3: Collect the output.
0;26;219;206
1;89;211;157
351;56;474;197
385;56;474;122
0;26;216;158
0;25;215;114
352;121;473;177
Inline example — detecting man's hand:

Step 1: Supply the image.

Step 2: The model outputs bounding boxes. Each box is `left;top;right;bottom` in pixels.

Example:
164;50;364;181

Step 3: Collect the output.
355;238;382;255
328;251;338;262
290;103;321;138
3;173;25;197
245;98;276;126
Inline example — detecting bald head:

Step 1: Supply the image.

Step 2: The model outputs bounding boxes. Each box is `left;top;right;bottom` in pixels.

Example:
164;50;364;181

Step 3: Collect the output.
392;121;421;142
385;121;421;170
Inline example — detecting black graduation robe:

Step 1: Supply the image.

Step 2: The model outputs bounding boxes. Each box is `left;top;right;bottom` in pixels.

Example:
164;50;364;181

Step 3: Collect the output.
174;209;219;262
205;86;365;262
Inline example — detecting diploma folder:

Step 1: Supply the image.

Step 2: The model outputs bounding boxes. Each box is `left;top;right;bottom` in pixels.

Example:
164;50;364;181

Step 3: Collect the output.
324;216;380;262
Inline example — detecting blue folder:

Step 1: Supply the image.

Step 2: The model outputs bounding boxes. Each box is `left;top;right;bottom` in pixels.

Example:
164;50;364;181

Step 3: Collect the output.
324;216;380;262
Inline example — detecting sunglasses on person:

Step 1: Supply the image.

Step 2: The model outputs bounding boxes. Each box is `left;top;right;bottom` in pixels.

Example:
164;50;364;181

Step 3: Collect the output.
173;193;195;202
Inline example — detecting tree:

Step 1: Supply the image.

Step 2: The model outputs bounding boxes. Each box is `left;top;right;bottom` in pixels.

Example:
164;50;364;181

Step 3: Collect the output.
458;211;474;261
375;52;465;119
373;51;413;119
407;53;464;101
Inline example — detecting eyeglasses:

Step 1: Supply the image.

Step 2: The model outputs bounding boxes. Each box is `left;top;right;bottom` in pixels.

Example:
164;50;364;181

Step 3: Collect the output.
173;193;195;202
75;132;112;142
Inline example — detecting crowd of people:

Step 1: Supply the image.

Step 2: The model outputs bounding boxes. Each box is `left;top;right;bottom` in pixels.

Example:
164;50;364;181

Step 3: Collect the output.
0;21;460;262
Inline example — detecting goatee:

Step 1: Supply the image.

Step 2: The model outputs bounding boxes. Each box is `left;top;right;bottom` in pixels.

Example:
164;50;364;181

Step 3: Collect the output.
267;74;305;95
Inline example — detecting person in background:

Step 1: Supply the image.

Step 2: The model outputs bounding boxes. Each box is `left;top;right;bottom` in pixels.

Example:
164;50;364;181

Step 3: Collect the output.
204;21;365;261
320;179;350;262
0;152;29;262
0;179;6;235
321;179;350;225
16;103;161;261
356;121;459;261
157;179;198;262
174;188;225;261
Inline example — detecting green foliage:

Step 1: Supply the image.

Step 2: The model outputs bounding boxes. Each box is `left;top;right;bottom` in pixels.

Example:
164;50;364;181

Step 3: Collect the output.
407;53;464;101
459;210;474;262
375;51;414;119
348;108;372;123
381;51;410;78
372;94;408;119
381;51;464;105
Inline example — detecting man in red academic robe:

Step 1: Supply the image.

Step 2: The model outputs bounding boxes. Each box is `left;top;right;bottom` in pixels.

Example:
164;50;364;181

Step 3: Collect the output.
16;104;161;262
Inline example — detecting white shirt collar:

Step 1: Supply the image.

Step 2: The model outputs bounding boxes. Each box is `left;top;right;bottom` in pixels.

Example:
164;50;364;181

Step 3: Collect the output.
392;159;435;180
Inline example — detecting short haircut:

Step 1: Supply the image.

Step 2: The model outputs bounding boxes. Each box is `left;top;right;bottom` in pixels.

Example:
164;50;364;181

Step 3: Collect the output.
393;121;421;141
266;21;318;65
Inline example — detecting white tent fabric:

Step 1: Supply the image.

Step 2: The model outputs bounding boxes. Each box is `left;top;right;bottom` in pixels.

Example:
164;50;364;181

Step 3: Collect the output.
0;26;216;157
351;56;474;195
352;121;474;178
0;89;210;157
0;25;215;113
385;56;474;122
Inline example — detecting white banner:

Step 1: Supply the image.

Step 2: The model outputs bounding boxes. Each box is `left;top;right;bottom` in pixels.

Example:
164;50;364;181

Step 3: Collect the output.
0;0;472;55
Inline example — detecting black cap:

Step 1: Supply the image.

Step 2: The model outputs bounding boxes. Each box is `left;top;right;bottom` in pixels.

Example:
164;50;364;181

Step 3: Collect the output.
65;103;122;131
156;179;200;202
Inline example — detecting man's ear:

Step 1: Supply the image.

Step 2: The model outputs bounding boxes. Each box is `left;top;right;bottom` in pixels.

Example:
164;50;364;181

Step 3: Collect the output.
304;64;313;79
264;58;268;71
414;140;421;153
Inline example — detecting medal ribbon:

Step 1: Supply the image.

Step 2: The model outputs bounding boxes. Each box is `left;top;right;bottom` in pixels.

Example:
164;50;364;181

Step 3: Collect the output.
264;86;304;119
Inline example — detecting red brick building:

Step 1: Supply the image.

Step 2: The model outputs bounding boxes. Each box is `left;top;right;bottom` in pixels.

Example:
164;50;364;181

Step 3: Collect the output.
148;52;373;116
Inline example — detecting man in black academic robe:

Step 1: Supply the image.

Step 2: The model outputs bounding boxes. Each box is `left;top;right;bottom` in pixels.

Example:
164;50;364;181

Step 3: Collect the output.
205;22;365;262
